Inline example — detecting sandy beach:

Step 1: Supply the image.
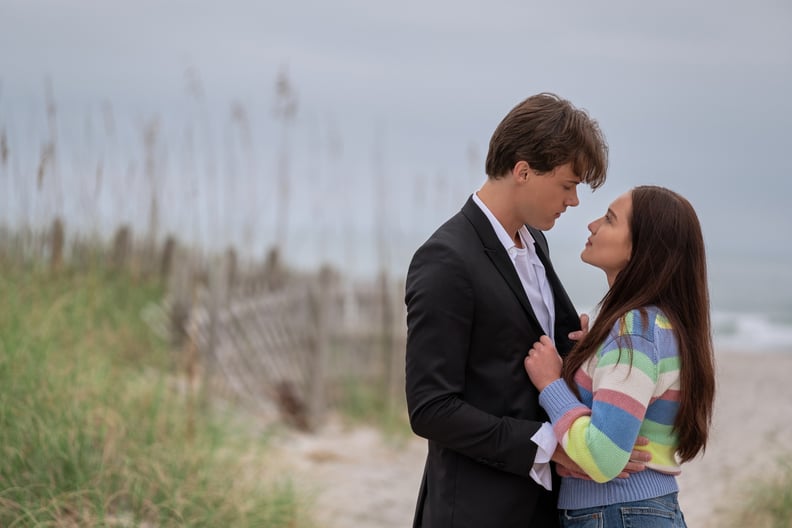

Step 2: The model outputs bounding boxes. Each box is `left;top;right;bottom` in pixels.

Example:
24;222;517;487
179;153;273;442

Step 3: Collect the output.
268;350;792;527
677;351;792;525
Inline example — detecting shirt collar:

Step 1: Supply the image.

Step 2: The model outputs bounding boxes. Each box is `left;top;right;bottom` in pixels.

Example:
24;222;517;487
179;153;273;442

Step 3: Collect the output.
471;192;535;253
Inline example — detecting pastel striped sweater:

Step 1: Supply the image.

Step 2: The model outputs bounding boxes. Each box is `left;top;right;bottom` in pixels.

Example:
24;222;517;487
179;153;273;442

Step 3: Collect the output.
539;306;682;509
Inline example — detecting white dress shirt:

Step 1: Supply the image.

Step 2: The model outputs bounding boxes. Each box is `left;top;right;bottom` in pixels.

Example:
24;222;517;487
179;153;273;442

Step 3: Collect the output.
472;192;558;490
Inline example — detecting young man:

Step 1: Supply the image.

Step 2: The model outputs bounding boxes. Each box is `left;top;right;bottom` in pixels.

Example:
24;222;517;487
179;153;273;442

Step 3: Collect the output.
405;93;609;527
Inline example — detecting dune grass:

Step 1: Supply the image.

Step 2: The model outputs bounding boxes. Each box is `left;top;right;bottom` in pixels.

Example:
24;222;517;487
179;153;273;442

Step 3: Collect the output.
725;455;792;528
0;263;309;527
335;377;412;446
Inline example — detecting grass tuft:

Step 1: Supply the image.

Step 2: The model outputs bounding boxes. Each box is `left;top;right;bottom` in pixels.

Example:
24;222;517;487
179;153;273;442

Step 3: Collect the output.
0;263;310;527
723;454;792;528
335;378;412;445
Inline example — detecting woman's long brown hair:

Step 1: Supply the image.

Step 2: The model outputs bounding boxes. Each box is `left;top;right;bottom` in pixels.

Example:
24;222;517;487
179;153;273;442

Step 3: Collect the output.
562;185;715;463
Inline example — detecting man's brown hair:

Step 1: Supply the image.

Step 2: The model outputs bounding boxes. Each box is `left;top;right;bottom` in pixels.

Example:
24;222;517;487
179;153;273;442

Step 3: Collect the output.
485;92;608;188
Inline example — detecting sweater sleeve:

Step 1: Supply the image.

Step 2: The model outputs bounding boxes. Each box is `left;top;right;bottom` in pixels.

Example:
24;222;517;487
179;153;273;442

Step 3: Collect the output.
539;313;661;483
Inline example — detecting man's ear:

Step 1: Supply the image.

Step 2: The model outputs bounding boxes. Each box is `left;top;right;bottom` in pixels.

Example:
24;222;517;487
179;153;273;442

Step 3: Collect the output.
512;160;531;182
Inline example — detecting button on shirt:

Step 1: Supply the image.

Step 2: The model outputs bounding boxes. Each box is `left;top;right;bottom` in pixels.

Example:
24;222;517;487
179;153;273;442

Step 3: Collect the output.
472;192;558;490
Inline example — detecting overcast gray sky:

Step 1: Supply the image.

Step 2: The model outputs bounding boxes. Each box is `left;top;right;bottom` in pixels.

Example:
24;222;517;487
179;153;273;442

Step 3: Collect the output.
2;0;791;293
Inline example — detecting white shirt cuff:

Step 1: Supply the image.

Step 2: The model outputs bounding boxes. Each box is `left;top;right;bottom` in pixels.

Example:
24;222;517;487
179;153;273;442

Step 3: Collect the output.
530;422;557;491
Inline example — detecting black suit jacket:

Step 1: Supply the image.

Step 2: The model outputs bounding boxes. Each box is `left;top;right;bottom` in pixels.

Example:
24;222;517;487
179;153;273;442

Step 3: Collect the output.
405;196;580;528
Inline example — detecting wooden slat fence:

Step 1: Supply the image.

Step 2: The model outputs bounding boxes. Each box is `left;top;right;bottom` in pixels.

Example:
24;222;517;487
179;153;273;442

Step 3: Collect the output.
0;220;409;432
184;265;407;431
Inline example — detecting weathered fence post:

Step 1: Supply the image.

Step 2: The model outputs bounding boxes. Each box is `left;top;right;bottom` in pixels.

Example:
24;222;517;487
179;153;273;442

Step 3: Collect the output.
160;235;176;280
390;277;407;410
205;254;229;387
110;225;131;271
306;275;330;431
377;269;396;413
50;217;64;272
263;246;287;290
167;243;193;350
226;246;238;293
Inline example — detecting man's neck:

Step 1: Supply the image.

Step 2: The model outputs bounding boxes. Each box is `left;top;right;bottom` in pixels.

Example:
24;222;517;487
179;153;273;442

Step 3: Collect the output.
476;181;522;244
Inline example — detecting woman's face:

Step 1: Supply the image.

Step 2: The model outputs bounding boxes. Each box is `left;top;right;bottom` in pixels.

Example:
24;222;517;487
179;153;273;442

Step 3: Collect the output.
581;191;633;285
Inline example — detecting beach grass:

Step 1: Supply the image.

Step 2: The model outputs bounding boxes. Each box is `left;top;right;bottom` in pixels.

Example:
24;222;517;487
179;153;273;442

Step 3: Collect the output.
335;378;412;444
0;263;309;527
724;454;792;528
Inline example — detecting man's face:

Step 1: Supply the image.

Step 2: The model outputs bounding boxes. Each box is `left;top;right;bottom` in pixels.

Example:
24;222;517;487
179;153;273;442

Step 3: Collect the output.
518;162;581;230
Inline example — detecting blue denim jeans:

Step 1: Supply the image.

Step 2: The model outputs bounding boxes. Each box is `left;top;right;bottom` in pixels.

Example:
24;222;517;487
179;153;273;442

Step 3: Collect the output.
559;493;687;528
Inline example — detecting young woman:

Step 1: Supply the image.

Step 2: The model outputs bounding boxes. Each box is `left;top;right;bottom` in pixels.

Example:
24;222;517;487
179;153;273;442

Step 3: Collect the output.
524;185;715;527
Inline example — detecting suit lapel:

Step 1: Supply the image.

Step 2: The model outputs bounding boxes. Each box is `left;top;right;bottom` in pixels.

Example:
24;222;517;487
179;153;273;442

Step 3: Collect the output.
528;226;580;356
528;226;566;304
461;197;544;332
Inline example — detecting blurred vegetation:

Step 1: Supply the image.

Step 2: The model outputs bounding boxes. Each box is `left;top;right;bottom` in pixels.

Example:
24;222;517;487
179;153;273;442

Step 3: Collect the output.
334;378;412;446
0;261;310;527
722;454;792;528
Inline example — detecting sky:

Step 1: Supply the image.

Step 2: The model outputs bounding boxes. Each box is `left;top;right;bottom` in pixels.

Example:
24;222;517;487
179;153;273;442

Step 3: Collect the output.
1;0;791;308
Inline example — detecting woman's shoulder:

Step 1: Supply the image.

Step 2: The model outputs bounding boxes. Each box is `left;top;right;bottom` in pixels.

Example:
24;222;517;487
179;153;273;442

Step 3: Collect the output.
591;308;674;368
613;306;670;338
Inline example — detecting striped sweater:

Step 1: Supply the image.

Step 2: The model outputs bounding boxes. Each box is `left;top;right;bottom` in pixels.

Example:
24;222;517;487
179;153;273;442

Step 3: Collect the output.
539;306;682;509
